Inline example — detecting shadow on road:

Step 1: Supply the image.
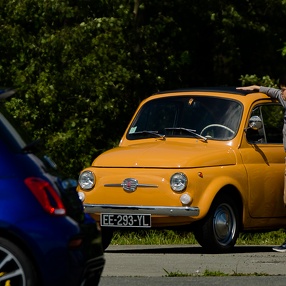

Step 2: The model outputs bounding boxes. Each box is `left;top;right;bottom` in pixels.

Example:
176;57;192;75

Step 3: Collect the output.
105;245;274;254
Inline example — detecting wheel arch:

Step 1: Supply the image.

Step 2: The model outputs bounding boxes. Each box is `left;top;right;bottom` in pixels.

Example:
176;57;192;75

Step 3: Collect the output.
196;175;245;222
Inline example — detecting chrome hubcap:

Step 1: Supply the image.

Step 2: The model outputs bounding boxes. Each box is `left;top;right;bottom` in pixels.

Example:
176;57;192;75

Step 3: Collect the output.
213;203;236;246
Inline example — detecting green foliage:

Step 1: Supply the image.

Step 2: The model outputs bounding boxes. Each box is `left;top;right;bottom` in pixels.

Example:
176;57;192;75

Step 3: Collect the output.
238;74;278;87
163;269;193;277
0;0;286;176
163;268;269;277
111;229;286;246
112;230;197;245
0;0;184;176
237;229;286;245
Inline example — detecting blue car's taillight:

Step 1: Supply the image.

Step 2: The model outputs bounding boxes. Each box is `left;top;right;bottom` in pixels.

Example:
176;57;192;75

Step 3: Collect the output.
24;177;66;216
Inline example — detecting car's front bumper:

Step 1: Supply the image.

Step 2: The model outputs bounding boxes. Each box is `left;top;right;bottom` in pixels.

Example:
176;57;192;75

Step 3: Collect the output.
84;204;200;217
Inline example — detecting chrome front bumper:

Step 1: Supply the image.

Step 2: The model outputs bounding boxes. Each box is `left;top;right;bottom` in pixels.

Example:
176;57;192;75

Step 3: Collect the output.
84;204;200;217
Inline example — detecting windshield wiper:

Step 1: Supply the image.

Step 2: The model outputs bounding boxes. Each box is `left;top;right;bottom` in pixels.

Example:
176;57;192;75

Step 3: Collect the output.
130;130;165;140
165;127;207;142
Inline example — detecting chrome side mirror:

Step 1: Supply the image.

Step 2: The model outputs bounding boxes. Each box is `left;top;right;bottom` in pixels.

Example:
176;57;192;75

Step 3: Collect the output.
248;116;262;130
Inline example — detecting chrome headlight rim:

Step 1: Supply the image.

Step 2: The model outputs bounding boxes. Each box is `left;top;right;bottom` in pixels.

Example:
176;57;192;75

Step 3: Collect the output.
78;170;95;190
170;172;188;192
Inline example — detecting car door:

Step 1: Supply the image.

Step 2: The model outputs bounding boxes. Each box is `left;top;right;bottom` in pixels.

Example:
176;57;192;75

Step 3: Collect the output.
240;102;286;218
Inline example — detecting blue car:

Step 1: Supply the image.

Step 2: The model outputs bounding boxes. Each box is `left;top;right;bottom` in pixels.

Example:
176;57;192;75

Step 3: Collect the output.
0;88;105;286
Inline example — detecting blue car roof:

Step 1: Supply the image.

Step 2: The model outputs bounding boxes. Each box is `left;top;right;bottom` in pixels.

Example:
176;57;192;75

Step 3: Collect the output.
0;88;16;99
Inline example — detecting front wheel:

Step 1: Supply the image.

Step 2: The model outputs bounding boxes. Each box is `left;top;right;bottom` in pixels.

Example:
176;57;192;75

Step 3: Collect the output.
0;237;38;286
194;195;240;253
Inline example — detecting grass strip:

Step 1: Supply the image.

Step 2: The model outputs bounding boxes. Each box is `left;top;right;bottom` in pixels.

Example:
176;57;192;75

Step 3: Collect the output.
111;229;286;246
163;268;269;277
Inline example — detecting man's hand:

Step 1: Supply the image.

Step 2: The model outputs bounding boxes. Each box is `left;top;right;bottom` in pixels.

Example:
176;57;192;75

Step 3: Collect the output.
236;85;260;91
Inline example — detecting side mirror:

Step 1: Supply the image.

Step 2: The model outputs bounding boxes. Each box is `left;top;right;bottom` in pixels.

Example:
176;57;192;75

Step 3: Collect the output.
61;178;78;190
248;116;262;130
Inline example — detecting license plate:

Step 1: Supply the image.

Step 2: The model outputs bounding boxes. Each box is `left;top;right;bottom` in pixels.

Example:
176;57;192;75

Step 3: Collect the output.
100;213;151;228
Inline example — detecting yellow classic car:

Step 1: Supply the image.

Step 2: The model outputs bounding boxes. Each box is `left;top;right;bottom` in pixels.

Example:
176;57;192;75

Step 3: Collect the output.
77;87;286;253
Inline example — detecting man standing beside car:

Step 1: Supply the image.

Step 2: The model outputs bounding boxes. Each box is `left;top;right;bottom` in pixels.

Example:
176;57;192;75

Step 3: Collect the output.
237;74;286;252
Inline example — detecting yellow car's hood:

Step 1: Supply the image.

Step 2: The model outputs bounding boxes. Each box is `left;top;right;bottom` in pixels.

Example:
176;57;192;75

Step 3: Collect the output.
93;141;236;168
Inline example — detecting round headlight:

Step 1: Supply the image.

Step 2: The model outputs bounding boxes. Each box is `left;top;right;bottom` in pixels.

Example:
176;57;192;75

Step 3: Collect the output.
170;172;188;192
78;171;95;190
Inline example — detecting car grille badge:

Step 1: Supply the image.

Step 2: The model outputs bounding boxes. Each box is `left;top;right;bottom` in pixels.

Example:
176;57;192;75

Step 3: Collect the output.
122;178;138;192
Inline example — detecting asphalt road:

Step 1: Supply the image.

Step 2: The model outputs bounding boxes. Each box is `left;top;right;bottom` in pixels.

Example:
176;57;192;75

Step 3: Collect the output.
99;244;286;286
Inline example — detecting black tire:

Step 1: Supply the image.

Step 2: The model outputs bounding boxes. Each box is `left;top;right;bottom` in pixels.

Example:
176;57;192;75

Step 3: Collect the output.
101;228;114;250
194;194;240;253
0;237;37;286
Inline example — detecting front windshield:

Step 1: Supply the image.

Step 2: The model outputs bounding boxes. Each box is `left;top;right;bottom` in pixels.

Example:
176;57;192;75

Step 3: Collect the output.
127;96;243;141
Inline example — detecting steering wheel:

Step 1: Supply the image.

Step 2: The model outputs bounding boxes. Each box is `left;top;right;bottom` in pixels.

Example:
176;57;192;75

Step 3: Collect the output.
200;124;235;136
